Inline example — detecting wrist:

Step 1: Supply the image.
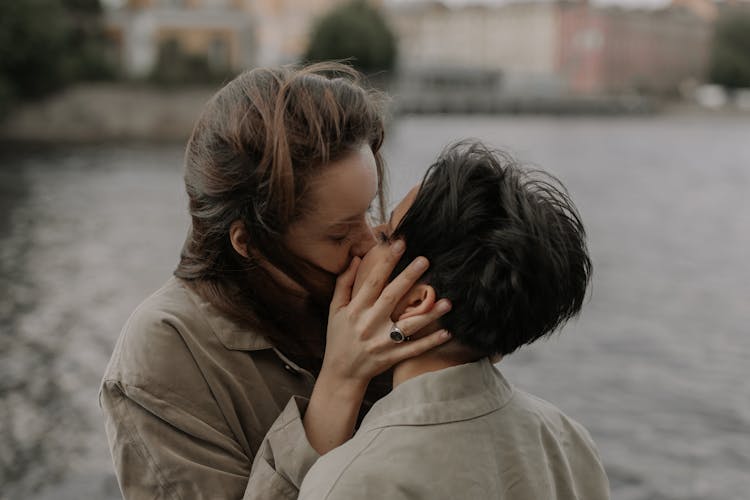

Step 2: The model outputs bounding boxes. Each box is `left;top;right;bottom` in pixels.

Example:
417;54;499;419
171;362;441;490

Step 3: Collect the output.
304;371;367;455
314;369;368;404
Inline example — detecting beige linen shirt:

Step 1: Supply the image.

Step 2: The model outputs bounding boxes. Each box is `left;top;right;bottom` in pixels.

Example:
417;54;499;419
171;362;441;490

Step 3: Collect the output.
299;357;610;500
100;276;320;499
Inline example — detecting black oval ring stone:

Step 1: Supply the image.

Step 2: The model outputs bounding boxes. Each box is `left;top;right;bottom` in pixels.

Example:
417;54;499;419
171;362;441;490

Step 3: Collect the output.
390;329;405;343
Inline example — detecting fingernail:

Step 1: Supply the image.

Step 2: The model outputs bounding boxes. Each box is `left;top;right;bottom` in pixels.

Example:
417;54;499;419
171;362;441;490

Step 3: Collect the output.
391;240;405;255
441;330;452;339
413;257;428;271
437;300;451;313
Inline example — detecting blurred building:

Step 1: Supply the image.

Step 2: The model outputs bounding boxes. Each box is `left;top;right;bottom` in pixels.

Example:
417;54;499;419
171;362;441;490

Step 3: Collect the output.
105;0;378;78
670;0;719;21
560;3;710;94
250;0;385;69
671;0;750;21
387;1;711;96
388;2;562;96
106;0;254;77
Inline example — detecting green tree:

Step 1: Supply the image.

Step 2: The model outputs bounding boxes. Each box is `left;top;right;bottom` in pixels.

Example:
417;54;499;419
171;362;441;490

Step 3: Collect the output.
0;0;114;116
61;0;116;81
709;8;750;89
304;0;397;75
0;1;70;101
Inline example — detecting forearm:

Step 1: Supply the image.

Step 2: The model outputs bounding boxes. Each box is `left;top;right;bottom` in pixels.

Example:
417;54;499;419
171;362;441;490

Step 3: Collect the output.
303;372;367;455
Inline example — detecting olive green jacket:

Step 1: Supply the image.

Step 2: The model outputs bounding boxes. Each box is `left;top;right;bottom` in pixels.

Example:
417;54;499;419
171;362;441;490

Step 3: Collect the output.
100;277;320;499
299;358;610;500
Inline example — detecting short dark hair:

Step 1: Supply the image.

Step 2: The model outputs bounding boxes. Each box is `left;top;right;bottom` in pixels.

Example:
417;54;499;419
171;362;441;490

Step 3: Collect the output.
390;141;592;356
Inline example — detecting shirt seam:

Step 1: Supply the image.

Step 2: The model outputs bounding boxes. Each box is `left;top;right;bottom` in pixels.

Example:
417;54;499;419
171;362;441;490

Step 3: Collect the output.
178;276;273;352
360;368;514;429
322;429;385;500
109;382;183;500
106;377;248;464
364;394;514;431
361;370;516;430
123;307;252;453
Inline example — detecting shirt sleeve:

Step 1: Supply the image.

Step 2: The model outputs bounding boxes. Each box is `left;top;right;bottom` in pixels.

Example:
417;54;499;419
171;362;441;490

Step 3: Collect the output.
100;379;250;499
244;396;320;500
100;382;319;500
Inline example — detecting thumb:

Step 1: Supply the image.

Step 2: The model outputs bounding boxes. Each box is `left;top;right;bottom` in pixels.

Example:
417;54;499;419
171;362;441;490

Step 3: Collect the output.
330;257;361;311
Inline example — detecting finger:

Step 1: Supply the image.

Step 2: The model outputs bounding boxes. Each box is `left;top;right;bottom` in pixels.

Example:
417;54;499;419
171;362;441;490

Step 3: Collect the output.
368;299;451;350
349;240;406;309
398;299;452;336
370;256;430;318
388;329;453;364
330;257;361;311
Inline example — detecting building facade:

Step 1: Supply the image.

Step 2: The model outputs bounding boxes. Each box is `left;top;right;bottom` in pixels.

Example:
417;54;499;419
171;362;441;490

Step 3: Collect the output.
387;1;712;96
105;0;365;78
388;2;562;96
558;3;711;94
106;0;254;77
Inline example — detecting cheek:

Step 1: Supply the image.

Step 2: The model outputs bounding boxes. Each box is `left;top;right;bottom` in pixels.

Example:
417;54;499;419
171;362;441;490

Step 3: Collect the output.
301;241;352;275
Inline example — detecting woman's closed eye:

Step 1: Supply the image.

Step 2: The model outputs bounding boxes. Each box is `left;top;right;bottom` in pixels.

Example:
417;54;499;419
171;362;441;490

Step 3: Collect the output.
328;230;351;244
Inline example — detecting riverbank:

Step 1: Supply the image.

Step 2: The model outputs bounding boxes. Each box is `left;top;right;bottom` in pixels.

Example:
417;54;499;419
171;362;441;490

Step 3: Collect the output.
0;84;217;144
0;83;747;144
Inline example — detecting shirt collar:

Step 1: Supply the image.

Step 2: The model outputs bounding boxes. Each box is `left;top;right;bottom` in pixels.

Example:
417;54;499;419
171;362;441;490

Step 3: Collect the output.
177;276;274;351
360;357;514;430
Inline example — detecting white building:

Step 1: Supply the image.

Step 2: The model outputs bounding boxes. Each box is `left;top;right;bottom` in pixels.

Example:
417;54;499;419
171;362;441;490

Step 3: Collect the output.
386;2;564;95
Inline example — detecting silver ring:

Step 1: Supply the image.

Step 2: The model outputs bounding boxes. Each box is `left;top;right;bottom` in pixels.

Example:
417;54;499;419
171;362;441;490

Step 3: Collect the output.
389;325;411;343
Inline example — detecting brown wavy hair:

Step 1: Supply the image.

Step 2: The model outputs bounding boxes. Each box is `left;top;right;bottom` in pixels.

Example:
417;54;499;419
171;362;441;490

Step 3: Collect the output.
175;63;388;376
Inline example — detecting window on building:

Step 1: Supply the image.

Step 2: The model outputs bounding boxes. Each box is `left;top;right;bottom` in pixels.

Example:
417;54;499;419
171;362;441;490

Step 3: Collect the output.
159;37;181;61
208;36;230;71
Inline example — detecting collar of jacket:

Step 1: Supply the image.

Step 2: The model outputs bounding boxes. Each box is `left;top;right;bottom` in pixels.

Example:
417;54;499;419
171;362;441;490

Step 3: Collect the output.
178;276;274;351
359;357;514;430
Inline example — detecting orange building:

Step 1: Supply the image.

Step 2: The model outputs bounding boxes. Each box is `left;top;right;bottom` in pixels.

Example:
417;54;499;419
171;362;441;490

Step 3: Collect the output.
105;0;363;77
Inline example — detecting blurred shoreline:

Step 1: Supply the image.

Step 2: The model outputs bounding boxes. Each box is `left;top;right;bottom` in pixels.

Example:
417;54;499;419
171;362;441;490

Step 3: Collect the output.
1;83;747;145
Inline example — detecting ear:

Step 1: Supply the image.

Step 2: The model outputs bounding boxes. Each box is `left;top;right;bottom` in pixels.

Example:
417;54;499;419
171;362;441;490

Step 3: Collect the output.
396;284;436;321
229;220;250;258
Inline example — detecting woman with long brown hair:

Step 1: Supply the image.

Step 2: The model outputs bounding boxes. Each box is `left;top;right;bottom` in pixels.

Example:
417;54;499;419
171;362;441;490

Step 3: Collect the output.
99;63;452;499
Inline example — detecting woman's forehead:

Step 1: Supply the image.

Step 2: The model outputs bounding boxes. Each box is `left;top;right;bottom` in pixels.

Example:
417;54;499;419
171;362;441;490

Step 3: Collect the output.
308;145;379;225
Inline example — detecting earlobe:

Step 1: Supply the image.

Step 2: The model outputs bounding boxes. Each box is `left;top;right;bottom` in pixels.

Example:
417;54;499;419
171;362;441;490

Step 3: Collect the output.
398;285;436;320
229;220;250;258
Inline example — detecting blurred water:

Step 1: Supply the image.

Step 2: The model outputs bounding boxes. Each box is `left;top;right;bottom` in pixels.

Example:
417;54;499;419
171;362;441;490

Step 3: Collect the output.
1;114;749;499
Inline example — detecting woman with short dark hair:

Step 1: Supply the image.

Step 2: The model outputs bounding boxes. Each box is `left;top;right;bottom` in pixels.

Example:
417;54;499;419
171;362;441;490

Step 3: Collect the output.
299;142;609;500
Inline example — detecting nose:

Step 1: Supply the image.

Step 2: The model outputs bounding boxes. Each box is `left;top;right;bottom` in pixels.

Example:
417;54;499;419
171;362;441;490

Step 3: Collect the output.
349;221;378;257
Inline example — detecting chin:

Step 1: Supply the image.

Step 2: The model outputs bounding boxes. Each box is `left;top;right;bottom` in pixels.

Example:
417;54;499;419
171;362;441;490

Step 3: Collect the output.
332;256;353;276
302;265;338;302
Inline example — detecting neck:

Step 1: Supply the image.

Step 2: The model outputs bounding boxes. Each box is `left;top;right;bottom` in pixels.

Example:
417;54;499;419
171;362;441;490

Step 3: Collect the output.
392;354;467;388
391;324;479;388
